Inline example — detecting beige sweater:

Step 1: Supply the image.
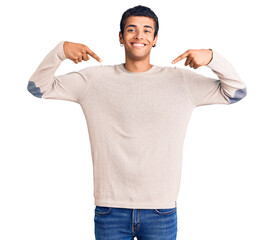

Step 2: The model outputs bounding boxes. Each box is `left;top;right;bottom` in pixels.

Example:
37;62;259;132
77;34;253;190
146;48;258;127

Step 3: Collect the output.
27;41;247;209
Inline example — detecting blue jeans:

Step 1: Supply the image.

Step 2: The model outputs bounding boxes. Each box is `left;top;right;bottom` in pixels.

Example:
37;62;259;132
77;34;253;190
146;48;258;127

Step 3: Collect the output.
94;203;178;240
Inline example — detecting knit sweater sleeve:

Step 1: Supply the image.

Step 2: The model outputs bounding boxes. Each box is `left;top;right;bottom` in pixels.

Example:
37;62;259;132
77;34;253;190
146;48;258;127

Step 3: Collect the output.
27;41;91;104
178;49;247;107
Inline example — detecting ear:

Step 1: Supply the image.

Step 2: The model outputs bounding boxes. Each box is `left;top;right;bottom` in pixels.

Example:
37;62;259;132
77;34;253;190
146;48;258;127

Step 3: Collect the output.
119;31;124;44
153;34;158;45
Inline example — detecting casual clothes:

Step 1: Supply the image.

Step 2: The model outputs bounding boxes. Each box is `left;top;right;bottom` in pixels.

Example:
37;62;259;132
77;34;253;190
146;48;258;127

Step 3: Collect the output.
27;41;247;209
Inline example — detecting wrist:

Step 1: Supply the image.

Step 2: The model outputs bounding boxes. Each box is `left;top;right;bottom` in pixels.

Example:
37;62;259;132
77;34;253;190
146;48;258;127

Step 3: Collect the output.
207;49;213;65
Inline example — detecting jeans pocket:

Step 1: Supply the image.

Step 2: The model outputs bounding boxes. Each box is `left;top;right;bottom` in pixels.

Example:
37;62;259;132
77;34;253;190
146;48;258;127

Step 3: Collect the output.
95;206;112;216
153;207;177;215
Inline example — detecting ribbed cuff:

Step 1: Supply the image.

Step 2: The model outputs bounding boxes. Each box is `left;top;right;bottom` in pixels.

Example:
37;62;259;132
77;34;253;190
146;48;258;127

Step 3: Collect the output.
206;48;222;70
56;40;67;61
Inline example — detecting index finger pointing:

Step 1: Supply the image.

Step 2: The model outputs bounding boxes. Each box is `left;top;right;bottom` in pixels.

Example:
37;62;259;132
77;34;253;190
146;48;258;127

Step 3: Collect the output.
171;51;189;64
86;47;102;62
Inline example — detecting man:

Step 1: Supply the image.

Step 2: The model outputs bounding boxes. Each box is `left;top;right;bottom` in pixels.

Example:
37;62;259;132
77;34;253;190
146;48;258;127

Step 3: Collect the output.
27;5;247;240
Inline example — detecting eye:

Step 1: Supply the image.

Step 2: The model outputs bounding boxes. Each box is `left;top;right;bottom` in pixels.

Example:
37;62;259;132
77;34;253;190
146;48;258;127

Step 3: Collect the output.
145;30;151;33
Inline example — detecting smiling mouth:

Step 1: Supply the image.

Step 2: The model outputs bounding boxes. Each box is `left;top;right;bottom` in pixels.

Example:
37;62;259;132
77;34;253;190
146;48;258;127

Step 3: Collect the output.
130;43;147;48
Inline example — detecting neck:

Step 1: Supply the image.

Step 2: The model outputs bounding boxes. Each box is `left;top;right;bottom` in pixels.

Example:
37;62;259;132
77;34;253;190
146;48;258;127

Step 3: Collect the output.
124;58;153;73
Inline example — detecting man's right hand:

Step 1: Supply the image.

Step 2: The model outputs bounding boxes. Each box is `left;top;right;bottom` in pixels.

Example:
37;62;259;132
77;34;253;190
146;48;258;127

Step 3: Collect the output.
63;41;102;64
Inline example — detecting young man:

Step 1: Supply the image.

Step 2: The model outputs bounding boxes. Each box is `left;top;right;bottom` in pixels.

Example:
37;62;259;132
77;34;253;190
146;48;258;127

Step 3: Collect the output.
27;5;247;240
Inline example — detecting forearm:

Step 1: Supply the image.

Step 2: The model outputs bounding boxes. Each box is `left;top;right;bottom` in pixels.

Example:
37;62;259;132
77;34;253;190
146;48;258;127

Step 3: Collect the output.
27;41;66;98
206;49;247;104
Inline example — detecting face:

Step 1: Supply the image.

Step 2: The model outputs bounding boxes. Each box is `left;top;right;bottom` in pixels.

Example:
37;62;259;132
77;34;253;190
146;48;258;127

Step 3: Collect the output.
119;16;158;61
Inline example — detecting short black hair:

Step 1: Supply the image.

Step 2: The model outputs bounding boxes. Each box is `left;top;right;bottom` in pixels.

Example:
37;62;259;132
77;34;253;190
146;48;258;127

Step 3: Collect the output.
120;5;159;40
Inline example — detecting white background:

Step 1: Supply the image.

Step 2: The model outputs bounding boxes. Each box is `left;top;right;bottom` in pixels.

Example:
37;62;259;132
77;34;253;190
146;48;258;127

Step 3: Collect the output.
1;0;273;239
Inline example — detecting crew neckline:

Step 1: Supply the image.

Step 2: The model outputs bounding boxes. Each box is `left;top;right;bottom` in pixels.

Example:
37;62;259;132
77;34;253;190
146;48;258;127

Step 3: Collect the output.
118;63;156;74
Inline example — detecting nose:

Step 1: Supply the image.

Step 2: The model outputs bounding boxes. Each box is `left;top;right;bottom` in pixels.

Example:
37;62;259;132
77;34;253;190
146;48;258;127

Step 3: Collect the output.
134;30;143;39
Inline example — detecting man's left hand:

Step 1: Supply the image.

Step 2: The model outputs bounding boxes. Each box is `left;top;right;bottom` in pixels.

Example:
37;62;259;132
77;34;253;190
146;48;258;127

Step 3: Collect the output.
171;49;213;69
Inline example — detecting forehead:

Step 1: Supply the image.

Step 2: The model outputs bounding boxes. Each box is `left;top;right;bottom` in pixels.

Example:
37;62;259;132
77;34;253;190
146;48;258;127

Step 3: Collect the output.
125;16;155;27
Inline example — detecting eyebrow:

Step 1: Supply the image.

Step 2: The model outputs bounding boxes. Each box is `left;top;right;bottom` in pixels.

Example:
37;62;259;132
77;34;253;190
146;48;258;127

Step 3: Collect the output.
125;24;153;30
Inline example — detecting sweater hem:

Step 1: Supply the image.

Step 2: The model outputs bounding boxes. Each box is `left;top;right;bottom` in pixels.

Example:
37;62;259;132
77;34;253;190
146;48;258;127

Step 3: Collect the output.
94;200;177;209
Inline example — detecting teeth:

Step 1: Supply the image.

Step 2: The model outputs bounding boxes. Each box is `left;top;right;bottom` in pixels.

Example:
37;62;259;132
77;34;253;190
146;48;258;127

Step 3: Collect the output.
133;43;145;46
